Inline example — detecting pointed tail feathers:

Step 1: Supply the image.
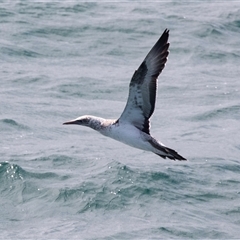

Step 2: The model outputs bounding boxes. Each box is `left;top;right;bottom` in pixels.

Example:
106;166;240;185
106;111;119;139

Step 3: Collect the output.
155;146;187;161
149;138;186;161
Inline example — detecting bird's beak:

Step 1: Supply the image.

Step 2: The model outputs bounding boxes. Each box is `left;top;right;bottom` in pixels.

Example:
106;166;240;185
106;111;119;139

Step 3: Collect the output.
63;119;78;125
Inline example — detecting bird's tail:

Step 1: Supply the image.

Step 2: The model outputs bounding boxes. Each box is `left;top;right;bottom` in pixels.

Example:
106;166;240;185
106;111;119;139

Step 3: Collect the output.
155;146;187;161
149;138;186;161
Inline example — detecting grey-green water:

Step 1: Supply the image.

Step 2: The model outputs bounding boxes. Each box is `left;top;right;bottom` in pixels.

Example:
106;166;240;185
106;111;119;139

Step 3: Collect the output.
1;2;240;239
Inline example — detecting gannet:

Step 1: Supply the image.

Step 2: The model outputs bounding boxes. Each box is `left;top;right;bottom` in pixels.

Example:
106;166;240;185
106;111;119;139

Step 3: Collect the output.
64;29;186;160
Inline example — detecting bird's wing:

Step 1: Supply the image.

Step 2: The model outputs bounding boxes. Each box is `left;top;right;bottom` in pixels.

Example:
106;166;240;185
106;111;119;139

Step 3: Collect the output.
119;29;170;135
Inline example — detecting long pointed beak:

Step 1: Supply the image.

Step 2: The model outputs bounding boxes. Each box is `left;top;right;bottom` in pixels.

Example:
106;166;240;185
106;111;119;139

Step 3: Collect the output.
63;119;78;125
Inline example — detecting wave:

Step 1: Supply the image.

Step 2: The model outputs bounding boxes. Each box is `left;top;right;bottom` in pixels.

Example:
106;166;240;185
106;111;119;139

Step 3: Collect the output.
189;104;240;121
0;119;30;131
0;161;65;204
55;161;189;213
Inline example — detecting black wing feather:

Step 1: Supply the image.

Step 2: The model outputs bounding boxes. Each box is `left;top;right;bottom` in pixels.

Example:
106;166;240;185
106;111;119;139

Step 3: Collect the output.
119;29;170;134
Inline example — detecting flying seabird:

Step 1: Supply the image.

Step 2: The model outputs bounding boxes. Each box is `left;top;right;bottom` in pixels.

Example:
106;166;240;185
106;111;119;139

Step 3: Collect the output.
64;29;186;161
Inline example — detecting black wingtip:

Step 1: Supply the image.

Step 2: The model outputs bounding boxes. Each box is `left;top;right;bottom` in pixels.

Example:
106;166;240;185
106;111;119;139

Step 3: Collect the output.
164;28;169;34
163;29;169;43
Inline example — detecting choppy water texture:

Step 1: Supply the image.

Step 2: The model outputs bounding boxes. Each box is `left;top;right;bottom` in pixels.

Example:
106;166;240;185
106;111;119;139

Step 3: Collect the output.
1;2;240;239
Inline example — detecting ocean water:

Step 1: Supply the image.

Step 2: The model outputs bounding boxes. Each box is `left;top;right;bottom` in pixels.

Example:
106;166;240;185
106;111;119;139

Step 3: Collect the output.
1;2;240;239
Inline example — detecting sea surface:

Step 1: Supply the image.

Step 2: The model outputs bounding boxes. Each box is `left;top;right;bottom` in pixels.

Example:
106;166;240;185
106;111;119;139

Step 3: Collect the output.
1;2;240;239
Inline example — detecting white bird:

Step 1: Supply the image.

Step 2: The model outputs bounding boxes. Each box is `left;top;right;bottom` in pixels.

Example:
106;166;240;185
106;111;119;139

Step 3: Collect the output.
64;29;186;161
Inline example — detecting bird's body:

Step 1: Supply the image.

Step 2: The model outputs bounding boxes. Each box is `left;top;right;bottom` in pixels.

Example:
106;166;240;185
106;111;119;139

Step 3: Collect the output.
64;29;186;161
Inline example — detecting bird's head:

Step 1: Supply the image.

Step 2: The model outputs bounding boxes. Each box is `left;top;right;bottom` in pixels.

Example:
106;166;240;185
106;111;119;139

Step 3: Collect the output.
63;115;105;130
63;115;91;126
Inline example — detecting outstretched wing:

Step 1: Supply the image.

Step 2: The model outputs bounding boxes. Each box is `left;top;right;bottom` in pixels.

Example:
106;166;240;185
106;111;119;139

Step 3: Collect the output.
119;29;170;135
